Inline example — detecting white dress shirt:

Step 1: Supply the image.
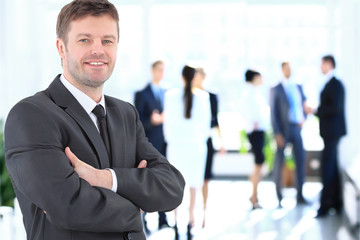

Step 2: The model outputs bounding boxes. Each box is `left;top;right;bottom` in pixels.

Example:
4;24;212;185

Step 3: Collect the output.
60;75;118;193
242;83;270;133
322;69;335;91
281;78;305;124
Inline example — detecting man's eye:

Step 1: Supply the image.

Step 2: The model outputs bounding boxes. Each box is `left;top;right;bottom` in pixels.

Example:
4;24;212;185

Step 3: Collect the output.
103;40;112;44
79;39;89;43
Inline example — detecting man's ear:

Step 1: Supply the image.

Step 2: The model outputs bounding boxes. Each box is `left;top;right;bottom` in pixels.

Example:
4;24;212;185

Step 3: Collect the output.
56;38;66;59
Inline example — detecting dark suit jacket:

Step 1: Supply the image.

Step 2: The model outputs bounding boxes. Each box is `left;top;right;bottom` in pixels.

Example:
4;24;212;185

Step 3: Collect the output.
5;75;185;240
316;77;346;139
209;92;219;128
270;83;306;137
134;84;165;155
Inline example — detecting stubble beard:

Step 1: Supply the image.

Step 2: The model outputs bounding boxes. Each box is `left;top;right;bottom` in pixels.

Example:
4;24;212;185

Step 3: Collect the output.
66;53;114;89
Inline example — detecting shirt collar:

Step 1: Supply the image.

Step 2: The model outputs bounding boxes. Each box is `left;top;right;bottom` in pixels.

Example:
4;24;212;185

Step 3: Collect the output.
325;69;335;82
281;77;291;88
60;74;106;115
150;82;161;91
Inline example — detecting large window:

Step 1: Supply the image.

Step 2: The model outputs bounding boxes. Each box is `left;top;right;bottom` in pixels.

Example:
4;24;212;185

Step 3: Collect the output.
0;0;342;152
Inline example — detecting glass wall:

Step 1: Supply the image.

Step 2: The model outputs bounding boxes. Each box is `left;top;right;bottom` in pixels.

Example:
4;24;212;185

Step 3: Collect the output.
0;0;341;113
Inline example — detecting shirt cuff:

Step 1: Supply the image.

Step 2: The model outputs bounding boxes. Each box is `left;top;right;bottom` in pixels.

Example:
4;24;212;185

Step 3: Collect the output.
106;168;118;193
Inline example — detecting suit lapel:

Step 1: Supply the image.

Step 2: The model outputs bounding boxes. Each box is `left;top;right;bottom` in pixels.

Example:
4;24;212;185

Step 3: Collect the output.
47;75;111;168
145;84;157;102
321;77;334;96
278;84;290;107
145;84;163;112
65;105;111;168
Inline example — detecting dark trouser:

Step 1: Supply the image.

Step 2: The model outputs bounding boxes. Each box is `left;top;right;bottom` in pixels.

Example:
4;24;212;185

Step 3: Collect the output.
273;124;306;201
158;212;167;226
319;137;342;210
204;138;214;180
247;131;265;165
156;142;168;226
142;208;168;230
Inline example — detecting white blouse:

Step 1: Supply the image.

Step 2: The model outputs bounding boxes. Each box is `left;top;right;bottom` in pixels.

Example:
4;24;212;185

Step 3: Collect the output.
163;88;211;144
241;83;270;133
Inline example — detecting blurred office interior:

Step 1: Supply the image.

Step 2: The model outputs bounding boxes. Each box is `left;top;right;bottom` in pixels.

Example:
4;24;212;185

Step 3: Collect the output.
0;0;360;239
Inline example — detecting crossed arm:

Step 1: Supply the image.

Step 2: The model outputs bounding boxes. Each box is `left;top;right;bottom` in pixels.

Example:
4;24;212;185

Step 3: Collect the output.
65;147;147;190
5;100;185;234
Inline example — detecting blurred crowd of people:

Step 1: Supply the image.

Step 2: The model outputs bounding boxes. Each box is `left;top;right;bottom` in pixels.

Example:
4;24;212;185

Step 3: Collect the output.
134;55;346;239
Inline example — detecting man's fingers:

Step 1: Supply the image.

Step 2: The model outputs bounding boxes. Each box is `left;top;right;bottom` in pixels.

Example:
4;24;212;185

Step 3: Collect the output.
65;147;78;166
137;160;147;168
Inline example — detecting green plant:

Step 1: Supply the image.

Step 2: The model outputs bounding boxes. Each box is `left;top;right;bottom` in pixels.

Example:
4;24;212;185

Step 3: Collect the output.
0;119;15;207
263;130;276;171
239;130;249;154
239;130;294;172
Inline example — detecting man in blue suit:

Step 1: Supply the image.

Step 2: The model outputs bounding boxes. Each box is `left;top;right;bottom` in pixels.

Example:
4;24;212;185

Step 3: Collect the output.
270;62;308;206
315;55;346;217
134;60;169;231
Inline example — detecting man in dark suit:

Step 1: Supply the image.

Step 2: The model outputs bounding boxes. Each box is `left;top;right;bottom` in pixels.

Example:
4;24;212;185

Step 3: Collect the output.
270;62;308;206
4;1;185;239
315;55;346;217
135;60;166;156
134;60;169;232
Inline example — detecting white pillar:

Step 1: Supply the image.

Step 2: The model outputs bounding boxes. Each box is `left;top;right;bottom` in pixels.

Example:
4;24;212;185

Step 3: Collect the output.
338;0;360;167
142;0;152;80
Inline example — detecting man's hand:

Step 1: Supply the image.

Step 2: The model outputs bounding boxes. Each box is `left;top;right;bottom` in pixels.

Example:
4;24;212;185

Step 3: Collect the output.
150;110;164;126
304;103;315;115
218;146;227;155
65;147;113;190
137;160;147;168
275;134;285;148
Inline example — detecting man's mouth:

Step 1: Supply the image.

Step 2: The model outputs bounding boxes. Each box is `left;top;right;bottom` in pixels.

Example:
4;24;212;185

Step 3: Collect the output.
88;62;105;66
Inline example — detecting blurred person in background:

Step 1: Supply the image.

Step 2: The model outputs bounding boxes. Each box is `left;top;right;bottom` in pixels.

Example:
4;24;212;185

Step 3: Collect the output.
192;67;225;228
314;55;346;217
242;69;269;209
164;65;211;240
270;62;309;207
134;60;170;233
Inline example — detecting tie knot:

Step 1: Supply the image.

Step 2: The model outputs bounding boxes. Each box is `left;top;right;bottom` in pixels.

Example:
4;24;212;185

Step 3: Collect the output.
92;105;106;119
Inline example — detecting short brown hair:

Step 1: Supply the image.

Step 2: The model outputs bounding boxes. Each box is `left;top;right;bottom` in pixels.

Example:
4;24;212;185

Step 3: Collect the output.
281;61;289;69
151;60;164;69
56;0;119;45
322;55;336;68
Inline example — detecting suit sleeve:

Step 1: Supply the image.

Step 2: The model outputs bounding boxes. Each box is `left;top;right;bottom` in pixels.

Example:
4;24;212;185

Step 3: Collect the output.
134;91;152;130
270;87;282;135
113;104;185;213
5;100;143;233
210;93;219;128
201;93;212;141
317;81;345;118
299;85;308;117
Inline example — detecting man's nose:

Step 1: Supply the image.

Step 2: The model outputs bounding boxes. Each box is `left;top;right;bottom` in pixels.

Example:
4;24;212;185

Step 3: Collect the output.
91;39;105;55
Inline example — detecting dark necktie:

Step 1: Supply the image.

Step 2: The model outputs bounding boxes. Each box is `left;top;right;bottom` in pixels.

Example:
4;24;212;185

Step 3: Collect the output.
92;105;111;158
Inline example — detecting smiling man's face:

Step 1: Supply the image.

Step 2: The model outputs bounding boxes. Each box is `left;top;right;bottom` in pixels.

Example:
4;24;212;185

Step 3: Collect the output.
57;14;118;89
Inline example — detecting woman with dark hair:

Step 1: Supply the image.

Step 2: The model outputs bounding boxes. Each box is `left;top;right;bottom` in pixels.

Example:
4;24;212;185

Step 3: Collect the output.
164;65;211;239
192;67;225;228
242;69;269;209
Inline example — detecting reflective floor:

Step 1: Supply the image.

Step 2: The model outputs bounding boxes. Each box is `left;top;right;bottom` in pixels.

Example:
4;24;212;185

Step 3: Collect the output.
145;180;356;240
0;180;356;240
